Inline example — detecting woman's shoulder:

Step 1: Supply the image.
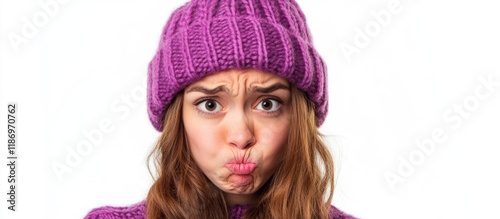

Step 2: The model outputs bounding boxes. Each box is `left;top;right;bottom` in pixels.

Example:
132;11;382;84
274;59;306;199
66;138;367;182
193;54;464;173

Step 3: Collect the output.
330;205;357;219
84;200;146;219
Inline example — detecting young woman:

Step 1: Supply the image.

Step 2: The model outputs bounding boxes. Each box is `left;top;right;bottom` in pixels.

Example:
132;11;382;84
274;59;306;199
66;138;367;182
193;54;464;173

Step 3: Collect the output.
85;0;355;218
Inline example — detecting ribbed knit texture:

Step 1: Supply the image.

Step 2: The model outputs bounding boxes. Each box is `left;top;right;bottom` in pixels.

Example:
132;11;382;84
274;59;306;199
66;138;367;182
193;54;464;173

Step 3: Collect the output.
84;201;357;219
147;0;328;131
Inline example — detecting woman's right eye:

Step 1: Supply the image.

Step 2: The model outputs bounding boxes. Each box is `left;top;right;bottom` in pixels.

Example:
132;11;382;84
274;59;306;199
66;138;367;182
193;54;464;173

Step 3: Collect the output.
196;99;222;114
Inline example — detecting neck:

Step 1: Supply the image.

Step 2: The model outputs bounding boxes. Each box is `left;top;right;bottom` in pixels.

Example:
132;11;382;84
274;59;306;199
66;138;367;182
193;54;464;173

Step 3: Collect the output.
224;193;257;206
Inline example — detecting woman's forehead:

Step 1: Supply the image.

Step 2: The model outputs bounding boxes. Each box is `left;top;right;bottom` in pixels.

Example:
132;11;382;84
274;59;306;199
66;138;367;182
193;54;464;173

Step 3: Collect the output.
186;69;289;91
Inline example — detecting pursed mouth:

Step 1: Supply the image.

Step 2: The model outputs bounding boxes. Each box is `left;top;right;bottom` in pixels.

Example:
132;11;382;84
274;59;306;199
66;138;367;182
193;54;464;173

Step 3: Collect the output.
225;163;256;174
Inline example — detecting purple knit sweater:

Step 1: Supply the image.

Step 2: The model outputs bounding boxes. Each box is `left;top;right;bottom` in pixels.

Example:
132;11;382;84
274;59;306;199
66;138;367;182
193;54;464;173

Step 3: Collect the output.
84;200;356;219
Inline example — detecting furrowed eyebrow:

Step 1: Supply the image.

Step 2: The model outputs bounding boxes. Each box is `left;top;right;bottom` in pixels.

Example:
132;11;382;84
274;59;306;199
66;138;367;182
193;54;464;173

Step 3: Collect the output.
250;83;290;93
186;83;289;94
186;85;230;94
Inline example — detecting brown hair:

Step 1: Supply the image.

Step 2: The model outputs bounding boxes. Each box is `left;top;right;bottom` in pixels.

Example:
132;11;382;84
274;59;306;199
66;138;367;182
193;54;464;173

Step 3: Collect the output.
146;86;334;218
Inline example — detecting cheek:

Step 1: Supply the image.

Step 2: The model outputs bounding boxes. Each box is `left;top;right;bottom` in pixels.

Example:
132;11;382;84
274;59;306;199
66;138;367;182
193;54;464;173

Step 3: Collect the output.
257;122;289;166
182;110;226;168
260;128;287;151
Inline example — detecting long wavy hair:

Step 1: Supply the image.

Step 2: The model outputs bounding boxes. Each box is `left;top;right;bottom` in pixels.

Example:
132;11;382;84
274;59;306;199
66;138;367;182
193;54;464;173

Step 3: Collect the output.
146;85;335;218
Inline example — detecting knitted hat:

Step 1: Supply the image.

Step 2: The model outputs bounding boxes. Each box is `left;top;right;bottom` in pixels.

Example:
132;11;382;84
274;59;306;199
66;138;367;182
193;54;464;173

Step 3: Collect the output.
147;0;328;132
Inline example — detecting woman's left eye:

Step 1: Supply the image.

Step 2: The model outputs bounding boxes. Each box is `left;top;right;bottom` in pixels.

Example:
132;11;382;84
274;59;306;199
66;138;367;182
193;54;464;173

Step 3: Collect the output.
256;99;281;112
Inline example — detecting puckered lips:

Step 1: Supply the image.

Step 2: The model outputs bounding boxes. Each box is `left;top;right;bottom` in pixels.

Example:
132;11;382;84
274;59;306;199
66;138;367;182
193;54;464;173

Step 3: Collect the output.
225;163;256;174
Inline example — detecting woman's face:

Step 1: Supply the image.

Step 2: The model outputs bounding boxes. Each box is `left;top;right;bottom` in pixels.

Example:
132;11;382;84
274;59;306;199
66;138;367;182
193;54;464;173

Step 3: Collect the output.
183;69;291;205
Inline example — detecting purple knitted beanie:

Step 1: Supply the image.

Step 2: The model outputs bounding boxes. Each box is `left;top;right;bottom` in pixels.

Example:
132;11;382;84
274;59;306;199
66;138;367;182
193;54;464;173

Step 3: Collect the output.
147;0;328;132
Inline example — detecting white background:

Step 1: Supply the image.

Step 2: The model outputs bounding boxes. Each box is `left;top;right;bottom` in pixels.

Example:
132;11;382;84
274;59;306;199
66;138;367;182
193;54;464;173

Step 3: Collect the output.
1;0;500;218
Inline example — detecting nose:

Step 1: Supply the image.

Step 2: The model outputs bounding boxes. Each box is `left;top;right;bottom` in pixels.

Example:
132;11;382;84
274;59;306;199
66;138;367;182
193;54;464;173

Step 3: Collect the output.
226;112;256;149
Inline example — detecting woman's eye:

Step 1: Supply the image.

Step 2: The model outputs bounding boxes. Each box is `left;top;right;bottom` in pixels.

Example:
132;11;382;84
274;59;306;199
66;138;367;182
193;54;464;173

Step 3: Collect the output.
197;99;222;113
256;99;281;112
